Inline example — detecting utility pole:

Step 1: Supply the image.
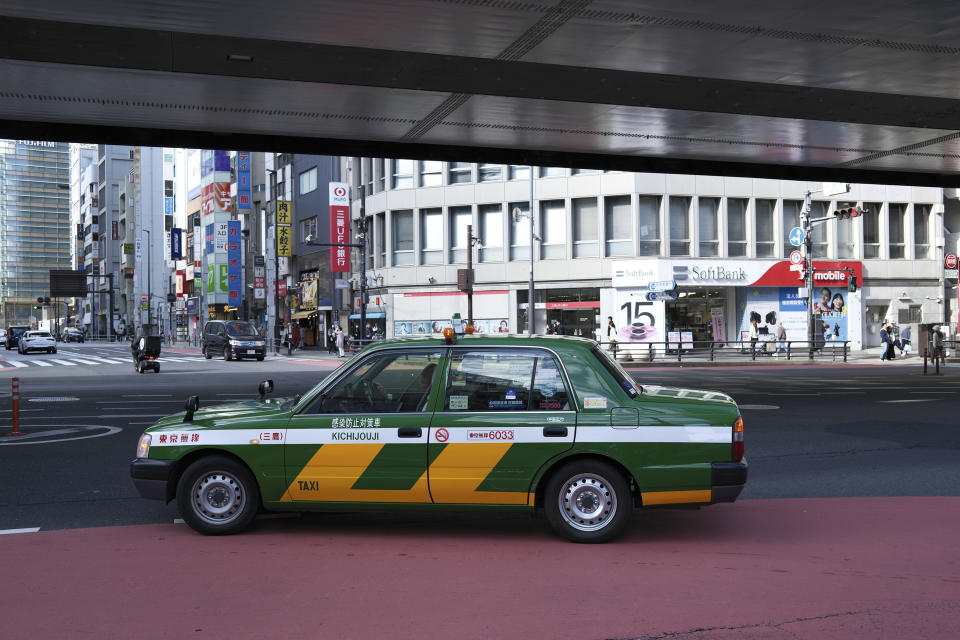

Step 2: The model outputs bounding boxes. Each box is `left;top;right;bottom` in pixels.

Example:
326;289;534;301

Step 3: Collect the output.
528;165;535;335
466;223;474;325
359;183;367;346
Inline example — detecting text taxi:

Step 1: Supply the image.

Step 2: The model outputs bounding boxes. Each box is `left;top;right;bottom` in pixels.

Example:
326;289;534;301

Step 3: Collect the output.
131;335;747;542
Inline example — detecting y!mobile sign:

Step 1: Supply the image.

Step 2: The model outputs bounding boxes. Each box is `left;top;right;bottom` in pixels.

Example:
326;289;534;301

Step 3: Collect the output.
329;182;350;273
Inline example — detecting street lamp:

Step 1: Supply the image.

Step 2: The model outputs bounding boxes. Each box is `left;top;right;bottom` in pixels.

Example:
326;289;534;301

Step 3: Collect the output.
512;182;539;335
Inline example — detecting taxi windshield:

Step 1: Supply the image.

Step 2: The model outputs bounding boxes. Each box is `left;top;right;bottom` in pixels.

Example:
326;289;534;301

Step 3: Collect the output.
225;321;260;338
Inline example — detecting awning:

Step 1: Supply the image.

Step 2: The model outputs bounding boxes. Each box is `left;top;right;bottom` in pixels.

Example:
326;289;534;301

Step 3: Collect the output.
349;312;386;319
290;310;318;320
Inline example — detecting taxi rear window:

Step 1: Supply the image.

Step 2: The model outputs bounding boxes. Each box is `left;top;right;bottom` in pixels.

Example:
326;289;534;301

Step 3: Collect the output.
591;346;641;397
444;349;570;411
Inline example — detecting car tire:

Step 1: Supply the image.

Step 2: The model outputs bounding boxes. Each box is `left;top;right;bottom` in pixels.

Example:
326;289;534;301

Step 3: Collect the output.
223;346;231;361
176;456;259;535
51;348;56;354
203;346;212;360
257;356;264;362
544;460;632;543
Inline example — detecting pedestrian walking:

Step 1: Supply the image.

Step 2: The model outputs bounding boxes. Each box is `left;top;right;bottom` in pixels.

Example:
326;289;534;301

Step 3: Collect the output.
606;316;617;352
879;323;894;361
335;326;345;358
900;325;912;356
775;321;787;355
327;328;336;354
749;316;759;353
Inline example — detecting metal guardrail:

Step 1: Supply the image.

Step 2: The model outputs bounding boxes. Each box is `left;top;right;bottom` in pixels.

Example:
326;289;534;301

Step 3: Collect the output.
601;339;850;363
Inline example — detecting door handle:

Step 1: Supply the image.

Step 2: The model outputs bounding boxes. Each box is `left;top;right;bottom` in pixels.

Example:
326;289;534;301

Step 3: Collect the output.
398;427;422;438
543;426;567;437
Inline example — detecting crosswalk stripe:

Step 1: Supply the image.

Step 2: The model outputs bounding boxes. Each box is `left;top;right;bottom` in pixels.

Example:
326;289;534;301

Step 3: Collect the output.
6;361;28;368
83;356;126;364
26;360;53;367
59;356;107;365
50;359;78;366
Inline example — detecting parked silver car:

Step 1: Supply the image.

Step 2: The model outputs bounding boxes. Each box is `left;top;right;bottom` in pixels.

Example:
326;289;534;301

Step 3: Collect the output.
18;330;57;354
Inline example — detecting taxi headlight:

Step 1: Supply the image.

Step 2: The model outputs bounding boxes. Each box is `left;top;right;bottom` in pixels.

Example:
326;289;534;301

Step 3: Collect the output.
229;339;241;347
136;433;151;458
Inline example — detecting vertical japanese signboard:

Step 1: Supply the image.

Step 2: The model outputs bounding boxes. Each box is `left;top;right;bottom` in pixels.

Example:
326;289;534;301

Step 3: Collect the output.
237;152;251;209
254;255;266;300
276;201;292;257
171;228;183;260
329;182;350;272
227;221;242;307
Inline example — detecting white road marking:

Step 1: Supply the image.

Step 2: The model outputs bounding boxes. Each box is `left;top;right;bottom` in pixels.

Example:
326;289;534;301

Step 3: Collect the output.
123;394;173;397
6;361;28;368
49;359;78;366
878;399;936;403
173;519;185;524
0;528;40;535
25;360;53;367
908;391;956;394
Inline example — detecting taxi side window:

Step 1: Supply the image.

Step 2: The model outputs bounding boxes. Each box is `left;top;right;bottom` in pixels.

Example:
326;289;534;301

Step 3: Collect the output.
444;349;570;411
308;351;442;414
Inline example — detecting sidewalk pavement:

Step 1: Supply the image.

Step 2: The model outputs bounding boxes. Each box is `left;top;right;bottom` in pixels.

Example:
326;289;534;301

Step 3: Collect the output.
160;342;946;368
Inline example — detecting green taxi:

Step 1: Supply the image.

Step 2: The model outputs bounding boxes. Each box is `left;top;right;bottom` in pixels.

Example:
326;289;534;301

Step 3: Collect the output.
131;335;747;542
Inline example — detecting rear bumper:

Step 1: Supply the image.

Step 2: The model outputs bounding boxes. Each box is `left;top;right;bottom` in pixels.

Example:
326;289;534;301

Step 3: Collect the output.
130;458;176;501
711;460;748;503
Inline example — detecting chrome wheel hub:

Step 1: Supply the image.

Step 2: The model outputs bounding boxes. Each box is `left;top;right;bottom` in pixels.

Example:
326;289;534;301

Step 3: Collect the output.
558;473;617;532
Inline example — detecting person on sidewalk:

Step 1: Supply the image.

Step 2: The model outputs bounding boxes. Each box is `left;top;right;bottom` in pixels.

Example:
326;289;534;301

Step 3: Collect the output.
879;323;893;361
335;326;345;358
327;328;336;354
900;325;912;356
606;316;617;352
775;321;787;355
749;316;759;353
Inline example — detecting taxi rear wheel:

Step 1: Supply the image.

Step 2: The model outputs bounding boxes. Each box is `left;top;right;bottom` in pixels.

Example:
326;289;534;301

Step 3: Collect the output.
177;456;259;535
544;460;631;543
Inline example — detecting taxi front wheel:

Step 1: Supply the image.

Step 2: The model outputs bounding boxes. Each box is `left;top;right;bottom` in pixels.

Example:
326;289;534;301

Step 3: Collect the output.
176;456;259;535
544;460;631;543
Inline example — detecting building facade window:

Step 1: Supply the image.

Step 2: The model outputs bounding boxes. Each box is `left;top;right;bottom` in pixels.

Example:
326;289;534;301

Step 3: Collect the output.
363;158;373;194
449;206;472;263
914;204;930;259
836;201;858;259
509;202;531;261
540;200;566;259
727;198;747;257
375;213;386;267
375;159;386;193
604;195;632;256
420;208;442;264
448;162;472;184
299;167;318;195
637;195;661;256
669;196;690;256
889;203;906;259
300;216;317;242
782;200;803;258
539;167;565;178
572;197;598;258
508;165;531;181
755;199;775;258
571;168;599;175
419;161;442;187
391;210;414;265
808;201;829;257
698;197;719;257
164;180;174;197
391;160;414;189
478;204;503;262
862;203;881;258
478;164;503;183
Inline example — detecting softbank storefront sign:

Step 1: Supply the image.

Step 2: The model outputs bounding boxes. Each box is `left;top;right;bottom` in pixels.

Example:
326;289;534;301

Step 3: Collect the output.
606;259;863;348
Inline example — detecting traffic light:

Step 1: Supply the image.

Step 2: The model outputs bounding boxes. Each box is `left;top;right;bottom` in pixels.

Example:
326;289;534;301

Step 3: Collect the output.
848;276;858;293
833;207;862;220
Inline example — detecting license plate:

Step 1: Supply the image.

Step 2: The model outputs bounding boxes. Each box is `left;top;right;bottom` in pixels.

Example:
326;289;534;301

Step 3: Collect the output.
246;350;256;354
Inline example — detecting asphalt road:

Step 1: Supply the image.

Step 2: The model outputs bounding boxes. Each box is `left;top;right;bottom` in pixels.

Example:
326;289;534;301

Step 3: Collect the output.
2;345;957;639
1;344;956;532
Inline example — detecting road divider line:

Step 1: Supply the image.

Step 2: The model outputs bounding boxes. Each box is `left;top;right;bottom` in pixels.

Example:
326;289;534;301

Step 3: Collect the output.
0;528;40;535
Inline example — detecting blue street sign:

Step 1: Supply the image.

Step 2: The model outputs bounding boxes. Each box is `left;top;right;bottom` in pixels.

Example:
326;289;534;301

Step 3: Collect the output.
646;290;679;302
789;226;805;247
647;280;677;292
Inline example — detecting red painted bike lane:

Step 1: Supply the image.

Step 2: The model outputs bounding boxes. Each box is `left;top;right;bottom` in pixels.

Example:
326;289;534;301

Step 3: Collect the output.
2;497;957;639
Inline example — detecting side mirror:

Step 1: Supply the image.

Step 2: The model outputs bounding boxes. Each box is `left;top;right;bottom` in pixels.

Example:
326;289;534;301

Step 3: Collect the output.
258;379;274;398
183;395;200;422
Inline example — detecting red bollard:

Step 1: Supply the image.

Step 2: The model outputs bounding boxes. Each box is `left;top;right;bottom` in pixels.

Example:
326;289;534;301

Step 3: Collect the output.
10;377;21;436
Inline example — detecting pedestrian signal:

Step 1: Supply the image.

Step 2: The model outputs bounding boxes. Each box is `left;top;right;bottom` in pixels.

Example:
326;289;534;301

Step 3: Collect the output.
848;276;858;293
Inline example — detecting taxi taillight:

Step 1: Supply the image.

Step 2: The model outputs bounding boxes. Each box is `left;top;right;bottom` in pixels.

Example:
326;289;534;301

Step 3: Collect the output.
732;416;744;461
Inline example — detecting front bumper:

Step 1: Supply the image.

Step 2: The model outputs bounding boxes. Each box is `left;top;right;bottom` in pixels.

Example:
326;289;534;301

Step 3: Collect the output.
231;344;266;357
711;459;748;503
130;458;176;501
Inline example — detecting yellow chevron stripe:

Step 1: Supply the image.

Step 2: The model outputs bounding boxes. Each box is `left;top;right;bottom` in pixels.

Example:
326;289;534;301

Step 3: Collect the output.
641;489;711;505
282;444;430;503
428;443;527;505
